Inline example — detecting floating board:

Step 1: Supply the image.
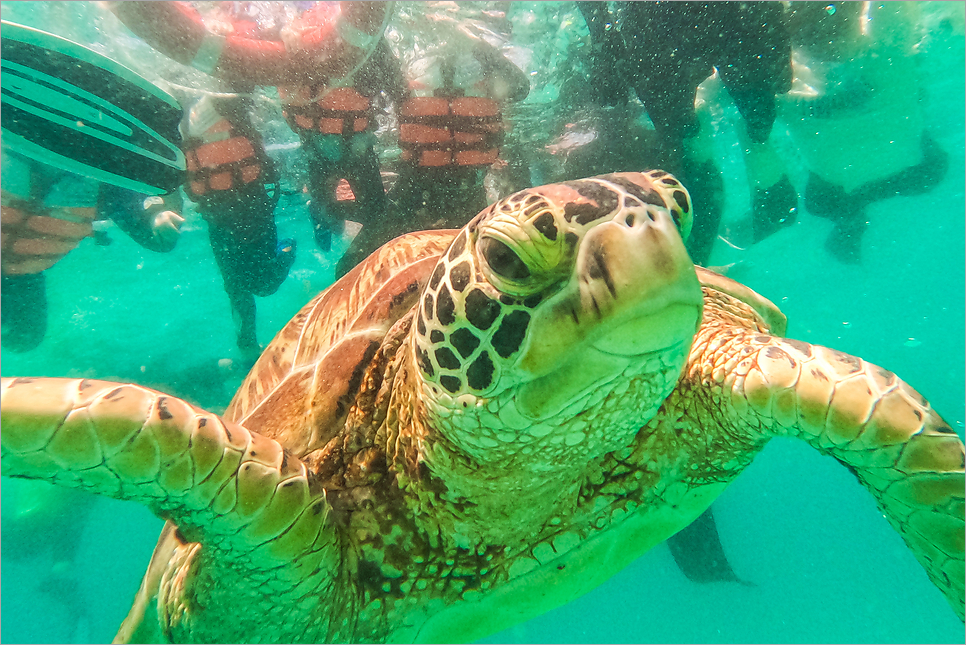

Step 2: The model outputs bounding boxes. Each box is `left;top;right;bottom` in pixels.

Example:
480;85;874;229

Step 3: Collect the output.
1;20;186;195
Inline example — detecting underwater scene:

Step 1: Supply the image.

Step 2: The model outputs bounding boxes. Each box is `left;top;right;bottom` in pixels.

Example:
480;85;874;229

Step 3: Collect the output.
1;1;964;643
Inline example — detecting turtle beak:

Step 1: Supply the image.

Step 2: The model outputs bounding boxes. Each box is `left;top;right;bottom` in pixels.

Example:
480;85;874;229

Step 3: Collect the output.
519;199;703;375
510;199;703;422
577;210;703;356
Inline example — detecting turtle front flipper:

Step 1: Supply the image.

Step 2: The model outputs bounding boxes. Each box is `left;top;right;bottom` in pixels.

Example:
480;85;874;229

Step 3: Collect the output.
690;334;965;620
1;377;337;641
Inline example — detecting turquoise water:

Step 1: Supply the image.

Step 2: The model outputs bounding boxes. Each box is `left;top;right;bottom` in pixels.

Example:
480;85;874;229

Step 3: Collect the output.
1;2;964;643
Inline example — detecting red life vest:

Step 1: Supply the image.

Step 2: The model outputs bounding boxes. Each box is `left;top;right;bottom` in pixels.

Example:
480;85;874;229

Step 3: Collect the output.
1;199;96;275
335;178;356;202
184;119;268;197
279;86;372;136
111;2;389;85
399;96;503;168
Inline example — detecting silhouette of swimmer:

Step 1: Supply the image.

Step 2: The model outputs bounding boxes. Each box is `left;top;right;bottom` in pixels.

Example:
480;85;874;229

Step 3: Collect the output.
667;508;755;586
2;481;97;641
805;134;949;264
783;1;950;263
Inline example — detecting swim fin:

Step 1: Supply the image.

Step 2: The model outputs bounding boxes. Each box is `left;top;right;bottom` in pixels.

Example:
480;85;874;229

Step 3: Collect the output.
667;507;754;586
1;20;186;195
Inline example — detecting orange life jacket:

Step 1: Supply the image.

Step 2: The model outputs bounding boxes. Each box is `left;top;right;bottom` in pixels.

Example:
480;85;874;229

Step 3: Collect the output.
335;178;356;201
399;96;503;168
1;200;96;275
184;118;270;197
111;2;388;86
280;86;372;136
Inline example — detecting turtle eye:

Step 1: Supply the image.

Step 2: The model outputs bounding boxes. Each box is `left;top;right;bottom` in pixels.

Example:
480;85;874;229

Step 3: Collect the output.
643;170;693;241
479;237;530;281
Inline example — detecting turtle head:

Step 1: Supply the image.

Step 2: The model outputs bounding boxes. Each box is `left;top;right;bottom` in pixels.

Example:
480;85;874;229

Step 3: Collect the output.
412;171;703;467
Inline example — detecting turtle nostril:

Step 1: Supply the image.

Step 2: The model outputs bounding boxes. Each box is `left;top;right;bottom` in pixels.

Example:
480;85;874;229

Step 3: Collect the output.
624;210;658;227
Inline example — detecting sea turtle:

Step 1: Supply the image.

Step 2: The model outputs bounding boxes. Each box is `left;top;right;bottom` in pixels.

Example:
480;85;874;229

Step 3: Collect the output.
2;171;963;643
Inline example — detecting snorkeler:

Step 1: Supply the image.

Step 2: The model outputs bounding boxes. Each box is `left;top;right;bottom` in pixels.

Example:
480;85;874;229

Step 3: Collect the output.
1;20;186;353
108;1;396;359
781;1;950;263
278;36;407;256
334;4;531;278
578;1;797;265
179;92;296;362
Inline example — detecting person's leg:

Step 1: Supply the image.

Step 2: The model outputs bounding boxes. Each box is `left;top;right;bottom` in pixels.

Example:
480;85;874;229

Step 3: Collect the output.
727;86;799;244
633;81;701;177
716;0;796;245
746;142;798;245
331;140;391;278
807;133;949;264
679;154;724;267
804;172;866;263
627;49;721;263
1;272;47;352
206;224;260;360
229;288;260;361
641;108;724;266
302;135;350;252
202;188;293;359
851;133;949;204
230;205;295;300
334;162;420;280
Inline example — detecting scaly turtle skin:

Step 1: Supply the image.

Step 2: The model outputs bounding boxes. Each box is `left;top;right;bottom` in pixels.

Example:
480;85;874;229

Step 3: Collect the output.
2;172;963;643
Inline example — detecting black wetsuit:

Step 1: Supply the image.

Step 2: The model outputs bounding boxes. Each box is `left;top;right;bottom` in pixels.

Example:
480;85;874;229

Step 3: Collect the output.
579;1;795;264
183;95;293;357
288;39;407;255
619;2;791;146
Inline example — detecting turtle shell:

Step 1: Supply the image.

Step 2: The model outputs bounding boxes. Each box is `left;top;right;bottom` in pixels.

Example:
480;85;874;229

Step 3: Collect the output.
224;230;459;455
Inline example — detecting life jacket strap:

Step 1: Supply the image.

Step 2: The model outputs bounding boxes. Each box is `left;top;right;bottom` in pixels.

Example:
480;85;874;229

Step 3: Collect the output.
398;96;504;168
184;119;272;198
282;87;372;136
1;202;96;275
